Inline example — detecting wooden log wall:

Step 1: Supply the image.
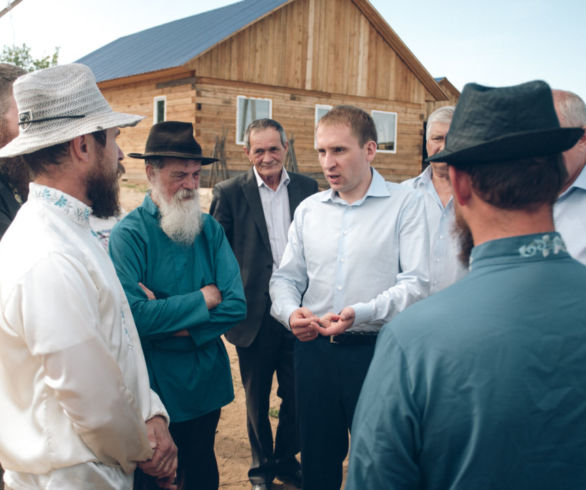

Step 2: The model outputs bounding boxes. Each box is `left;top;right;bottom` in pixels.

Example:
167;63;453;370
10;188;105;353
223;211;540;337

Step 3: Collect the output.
194;77;425;184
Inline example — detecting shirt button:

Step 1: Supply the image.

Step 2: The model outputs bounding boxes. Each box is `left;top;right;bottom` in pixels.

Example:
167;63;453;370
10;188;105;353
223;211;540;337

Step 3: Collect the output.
337;286;342;291
340;258;345;263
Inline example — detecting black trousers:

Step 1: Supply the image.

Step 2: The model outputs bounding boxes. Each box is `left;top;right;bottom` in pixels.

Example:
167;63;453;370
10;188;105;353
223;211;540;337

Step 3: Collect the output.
236;312;300;485
134;409;221;490
295;336;375;490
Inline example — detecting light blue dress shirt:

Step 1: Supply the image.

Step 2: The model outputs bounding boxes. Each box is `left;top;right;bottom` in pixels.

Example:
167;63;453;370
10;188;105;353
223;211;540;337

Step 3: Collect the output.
554;165;586;265
403;166;467;293
269;167;429;332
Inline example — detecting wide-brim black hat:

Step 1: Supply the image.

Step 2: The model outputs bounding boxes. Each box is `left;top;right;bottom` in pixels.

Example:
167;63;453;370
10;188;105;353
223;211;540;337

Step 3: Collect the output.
427;80;584;165
128;121;218;165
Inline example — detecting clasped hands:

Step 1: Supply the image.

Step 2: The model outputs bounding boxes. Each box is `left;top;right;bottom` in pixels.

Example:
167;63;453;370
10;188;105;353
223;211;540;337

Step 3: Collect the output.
289;306;355;342
139;415;178;489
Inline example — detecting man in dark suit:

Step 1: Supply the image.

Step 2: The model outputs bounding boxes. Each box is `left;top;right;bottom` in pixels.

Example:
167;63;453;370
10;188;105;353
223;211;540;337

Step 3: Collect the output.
210;118;318;490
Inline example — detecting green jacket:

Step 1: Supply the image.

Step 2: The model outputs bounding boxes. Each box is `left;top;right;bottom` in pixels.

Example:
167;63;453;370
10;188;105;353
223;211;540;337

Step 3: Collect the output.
109;194;246;422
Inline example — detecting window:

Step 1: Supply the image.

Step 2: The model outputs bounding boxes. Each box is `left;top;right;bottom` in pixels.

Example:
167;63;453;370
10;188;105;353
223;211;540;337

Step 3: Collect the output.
315;104;332;126
153;96;166;124
371;110;397;153
236;96;272;145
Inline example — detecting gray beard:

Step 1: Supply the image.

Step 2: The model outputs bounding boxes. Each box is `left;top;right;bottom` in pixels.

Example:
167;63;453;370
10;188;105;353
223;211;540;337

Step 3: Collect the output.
154;188;203;245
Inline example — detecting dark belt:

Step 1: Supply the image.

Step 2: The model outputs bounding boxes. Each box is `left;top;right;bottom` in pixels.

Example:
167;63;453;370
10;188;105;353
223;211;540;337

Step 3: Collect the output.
328;331;378;345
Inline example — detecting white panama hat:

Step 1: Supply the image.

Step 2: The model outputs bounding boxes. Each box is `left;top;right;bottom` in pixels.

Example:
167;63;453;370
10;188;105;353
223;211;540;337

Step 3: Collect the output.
0;63;143;158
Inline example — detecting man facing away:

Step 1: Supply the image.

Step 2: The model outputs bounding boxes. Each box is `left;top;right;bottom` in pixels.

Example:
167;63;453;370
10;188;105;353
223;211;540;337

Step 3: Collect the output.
0;63;177;489
552;89;586;264
346;80;586;490
403;105;467;293
0;63;28;239
210;118;318;490
109;121;246;490
269;105;429;490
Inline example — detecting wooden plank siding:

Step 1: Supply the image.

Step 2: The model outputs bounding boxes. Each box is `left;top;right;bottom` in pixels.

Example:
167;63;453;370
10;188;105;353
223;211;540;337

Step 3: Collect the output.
193;76;425;184
96;0;446;185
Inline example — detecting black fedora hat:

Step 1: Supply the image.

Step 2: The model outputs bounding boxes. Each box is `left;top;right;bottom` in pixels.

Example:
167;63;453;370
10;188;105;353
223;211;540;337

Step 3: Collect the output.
128;121;218;165
427;80;584;165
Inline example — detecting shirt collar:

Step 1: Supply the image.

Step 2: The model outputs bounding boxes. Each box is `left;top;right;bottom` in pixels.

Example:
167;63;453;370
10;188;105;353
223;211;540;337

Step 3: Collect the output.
29;182;91;227
559;164;586;199
253;166;290;191
320;167;390;205
470;232;569;270
411;165;432;189
142;191;160;218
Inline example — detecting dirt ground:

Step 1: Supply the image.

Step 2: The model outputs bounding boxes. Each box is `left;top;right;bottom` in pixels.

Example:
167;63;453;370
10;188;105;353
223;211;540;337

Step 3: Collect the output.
120;185;305;489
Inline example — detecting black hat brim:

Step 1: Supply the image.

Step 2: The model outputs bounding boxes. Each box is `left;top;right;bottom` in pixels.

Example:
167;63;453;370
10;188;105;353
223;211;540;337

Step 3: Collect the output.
427;127;584;165
127;151;218;165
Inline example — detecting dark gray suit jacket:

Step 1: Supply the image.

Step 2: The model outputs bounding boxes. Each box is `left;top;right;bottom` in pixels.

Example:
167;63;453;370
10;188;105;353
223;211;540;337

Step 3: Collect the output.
210;168;318;347
0;177;21;240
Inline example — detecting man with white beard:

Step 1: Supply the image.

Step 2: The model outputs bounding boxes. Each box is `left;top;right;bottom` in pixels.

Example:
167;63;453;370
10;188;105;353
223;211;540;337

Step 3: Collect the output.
109;121;246;490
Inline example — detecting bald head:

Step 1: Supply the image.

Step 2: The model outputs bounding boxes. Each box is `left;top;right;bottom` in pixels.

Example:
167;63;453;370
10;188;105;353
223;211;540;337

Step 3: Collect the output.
552;90;586;192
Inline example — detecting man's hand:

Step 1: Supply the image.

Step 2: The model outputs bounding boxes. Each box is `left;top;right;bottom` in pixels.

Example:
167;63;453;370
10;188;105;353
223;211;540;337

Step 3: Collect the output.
289;307;320;342
316;307;356;336
139;282;156;300
201;284;222;310
138;416;178;485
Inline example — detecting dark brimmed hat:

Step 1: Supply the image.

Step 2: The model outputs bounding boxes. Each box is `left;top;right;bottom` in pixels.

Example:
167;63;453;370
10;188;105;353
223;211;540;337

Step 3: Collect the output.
427;80;584;165
128;121;218;165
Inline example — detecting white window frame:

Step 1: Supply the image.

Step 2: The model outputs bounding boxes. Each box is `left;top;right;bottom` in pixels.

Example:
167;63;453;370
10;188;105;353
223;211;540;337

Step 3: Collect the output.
371;109;398;154
315;104;332;126
236;96;272;145
153;96;167;124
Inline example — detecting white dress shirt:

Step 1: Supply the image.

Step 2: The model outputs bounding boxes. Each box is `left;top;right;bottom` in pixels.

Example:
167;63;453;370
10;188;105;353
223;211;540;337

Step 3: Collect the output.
0;184;167;489
253;166;291;271
554;165;586;265
269;168;429;332
403;166;467;293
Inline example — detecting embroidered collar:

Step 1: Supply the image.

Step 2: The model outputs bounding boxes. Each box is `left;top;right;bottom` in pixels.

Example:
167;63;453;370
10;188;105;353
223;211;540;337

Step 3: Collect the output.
470;232;568;269
29;183;91;226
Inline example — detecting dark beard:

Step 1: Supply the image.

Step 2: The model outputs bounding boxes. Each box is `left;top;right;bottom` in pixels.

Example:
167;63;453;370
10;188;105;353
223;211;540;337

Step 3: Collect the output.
453;207;474;267
87;159;121;219
0;156;31;200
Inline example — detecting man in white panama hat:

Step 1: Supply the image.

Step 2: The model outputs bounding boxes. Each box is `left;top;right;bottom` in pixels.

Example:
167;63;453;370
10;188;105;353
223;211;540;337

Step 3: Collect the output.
0;63;177;489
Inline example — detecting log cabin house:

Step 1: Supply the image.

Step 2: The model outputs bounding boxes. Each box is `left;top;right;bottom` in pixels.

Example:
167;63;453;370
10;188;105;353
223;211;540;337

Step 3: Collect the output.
78;0;457;186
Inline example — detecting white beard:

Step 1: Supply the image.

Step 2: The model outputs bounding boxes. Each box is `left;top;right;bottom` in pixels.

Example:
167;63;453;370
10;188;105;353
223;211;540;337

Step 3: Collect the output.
154;187;203;245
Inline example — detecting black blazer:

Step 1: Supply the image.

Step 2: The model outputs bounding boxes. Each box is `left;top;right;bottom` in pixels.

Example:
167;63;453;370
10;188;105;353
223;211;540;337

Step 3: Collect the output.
210;168;318;347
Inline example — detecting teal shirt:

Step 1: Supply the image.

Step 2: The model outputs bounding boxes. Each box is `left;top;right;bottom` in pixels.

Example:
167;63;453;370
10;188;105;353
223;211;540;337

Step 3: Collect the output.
109;194;246;422
347;233;586;489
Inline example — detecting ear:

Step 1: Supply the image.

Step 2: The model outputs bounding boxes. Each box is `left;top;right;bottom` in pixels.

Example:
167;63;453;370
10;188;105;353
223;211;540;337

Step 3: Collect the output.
364;140;377;163
145;163;156;183
70;134;91;163
449;166;472;206
243;145;251;160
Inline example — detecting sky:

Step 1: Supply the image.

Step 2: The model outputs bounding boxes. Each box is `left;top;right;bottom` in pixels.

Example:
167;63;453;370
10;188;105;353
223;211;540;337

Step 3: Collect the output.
1;0;585;100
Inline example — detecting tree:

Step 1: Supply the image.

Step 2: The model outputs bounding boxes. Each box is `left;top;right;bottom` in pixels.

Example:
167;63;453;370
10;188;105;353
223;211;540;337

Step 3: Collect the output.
0;43;59;71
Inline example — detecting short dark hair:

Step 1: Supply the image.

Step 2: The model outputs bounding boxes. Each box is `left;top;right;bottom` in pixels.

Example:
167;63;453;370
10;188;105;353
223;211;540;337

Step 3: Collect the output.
0;63;26;117
452;154;567;210
22;129;108;176
317;105;377;146
244;118;287;150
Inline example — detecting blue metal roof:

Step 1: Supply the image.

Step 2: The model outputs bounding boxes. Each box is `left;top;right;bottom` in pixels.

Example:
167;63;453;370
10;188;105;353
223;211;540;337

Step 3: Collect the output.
77;0;290;83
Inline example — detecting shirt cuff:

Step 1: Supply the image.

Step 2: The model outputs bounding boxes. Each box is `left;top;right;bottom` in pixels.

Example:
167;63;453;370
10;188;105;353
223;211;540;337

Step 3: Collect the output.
351;302;372;328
